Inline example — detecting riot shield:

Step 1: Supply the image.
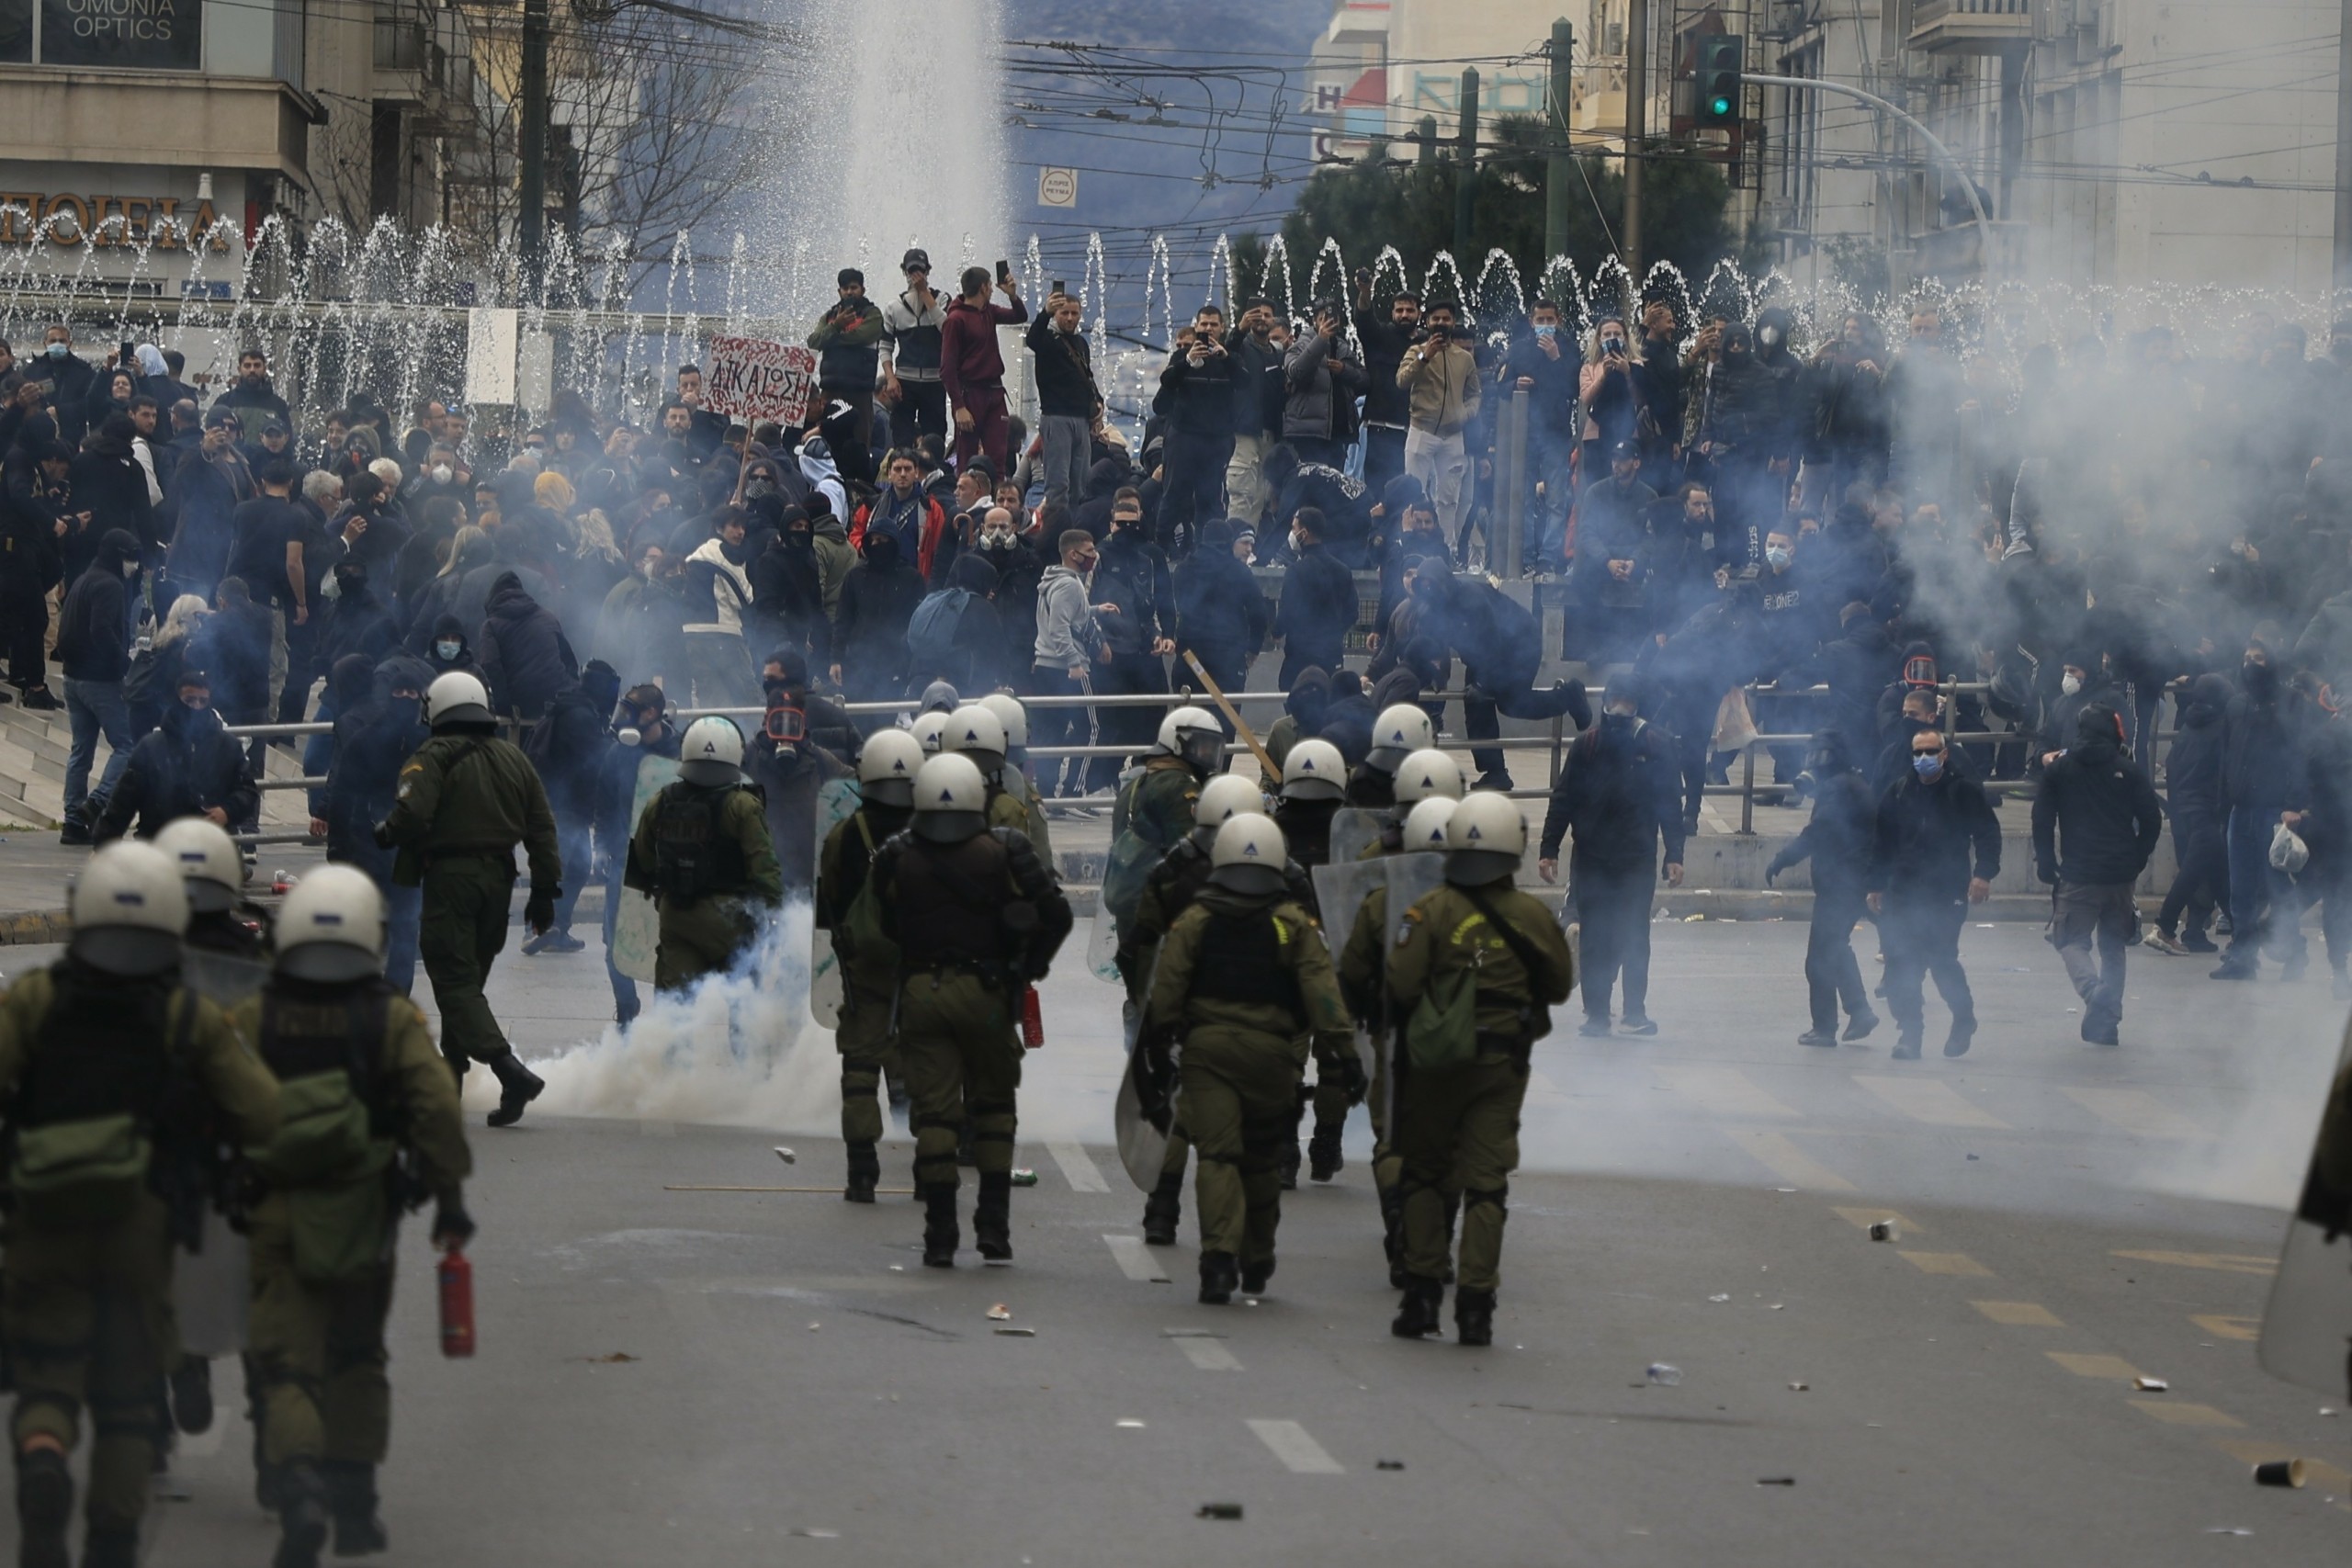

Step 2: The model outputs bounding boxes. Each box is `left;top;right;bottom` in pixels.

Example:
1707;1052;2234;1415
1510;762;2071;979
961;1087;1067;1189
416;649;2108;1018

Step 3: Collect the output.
1086;907;1124;985
1311;859;1390;961
808;778;864;1028
1328;807;1389;867
2257;1021;2352;1395
1114;1044;1172;1191
610;752;681;984
174;1208;248;1356
180;949;267;1010
1379;853;1450;1130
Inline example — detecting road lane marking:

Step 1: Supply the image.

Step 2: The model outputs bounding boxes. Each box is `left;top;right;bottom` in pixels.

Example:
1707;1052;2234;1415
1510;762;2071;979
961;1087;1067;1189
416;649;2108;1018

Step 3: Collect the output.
1899;1252;1993;1277
1972;1301;2063;1326
1247;1418;1344;1473
2046;1351;2143;1381
1852;1075;2012;1129
1102;1234;1169;1283
1654;1064;1797;1119
1048;1142;1111;1192
2188;1314;2260;1342
2129;1400;2242;1428
2111;1250;2277;1276
1724;1129;1856;1191
1832;1206;1922;1235
2060;1088;2210;1140
1176;1337;1243;1371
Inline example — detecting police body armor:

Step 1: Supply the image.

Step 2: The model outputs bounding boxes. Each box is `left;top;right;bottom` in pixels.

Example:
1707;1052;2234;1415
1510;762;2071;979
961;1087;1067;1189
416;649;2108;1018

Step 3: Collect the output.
895;830;1027;978
653;784;751;907
251;981;403;1283
1274;797;1340;869
1190;906;1306;1030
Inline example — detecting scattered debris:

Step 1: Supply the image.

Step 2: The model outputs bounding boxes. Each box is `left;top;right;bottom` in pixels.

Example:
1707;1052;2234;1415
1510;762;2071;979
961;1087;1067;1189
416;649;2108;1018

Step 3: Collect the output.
1756;1477;1796;1486
1773;1187;1798;1193
1645;1363;1683;1387
1966;1153;1980;1161
583;1352;639;1363
1375;1460;1406;1471
773;1145;795;1164
2321;1407;2339;1418
808;1322;820;1332
2204;1527;2253;1536
1868;1220;1899;1243
789;1527;840;1539
888;1265;905;1272
1011;1168;1038;1187
1708;1293;1732;1303
987;1303;1012;1321
1116;1419;1147;1428
2252;1460;2306;1489
1787;1382;1810;1392
994;1325;1037;1337
2133;1376;2169;1393
1683;913;1706;922
1197;1503;1244;1520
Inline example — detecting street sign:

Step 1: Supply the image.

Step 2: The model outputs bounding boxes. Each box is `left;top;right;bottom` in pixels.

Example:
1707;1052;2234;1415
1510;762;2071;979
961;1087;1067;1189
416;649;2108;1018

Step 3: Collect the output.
1037;167;1079;209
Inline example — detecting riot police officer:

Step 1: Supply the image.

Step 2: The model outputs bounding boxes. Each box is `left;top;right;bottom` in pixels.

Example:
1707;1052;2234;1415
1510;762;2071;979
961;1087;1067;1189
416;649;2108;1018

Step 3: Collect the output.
377;671;563;1127
1142;814;1355;1303
1387;792;1575;1347
0;843;280;1568
1347;704;1437;807
1362;748;1467;858
1270;738;1347;868
1102;706;1223;942
978;693;1055;860
156;815;267;964
228;866;471;1567
872;755;1071;1268
815;728;924;1202
943;705;1033;840
625;716;783;991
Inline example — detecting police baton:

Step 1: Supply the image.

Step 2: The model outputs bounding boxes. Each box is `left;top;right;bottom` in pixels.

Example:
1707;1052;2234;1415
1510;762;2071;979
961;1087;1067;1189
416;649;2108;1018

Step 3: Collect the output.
1179;651;1280;780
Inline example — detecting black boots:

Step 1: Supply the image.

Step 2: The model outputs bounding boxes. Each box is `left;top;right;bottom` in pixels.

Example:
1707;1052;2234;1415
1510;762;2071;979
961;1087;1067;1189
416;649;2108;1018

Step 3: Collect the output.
1307;1126;1342;1182
844;1142;880;1204
1239;1257;1275;1296
1141;1172;1182;1247
1892;1030;1923;1060
1278;1141;1300;1190
1453;1288;1496;1348
974;1171;1012;1263
323;1459;388;1557
1390;1276;1444;1339
1379;1187;1408;1289
17;1447;71;1568
1942;1019;1976;1058
274;1461;331;1568
1198;1251;1238;1305
921;1184;959;1268
168;1352;213;1434
81;1531;137;1568
485;1051;544;1128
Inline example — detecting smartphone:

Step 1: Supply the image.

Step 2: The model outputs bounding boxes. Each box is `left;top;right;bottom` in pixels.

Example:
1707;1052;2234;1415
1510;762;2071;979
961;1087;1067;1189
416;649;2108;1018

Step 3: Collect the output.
1050;279;1066;297
30;379;53;399
995;259;1012;284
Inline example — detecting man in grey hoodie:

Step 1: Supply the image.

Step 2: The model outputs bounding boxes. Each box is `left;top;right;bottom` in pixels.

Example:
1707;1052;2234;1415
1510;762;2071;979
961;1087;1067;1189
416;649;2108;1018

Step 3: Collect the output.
1031;529;1109;795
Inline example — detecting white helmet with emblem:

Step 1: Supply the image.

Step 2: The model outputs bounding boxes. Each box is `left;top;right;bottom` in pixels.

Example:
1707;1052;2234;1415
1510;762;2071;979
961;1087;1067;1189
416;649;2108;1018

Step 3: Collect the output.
858;728;924;808
1278;738;1345;802
910;709;954;755
68;840;188;976
1400;796;1458;853
910;753;989;842
978;692;1030;751
679;715;747;787
1193;773;1263;834
1393;748;1465;806
1443;790;1527;885
945;705;1009;775
274;863;387;983
424;671;492;729
155;816;244;914
1367;704;1435;770
1208;812;1287;896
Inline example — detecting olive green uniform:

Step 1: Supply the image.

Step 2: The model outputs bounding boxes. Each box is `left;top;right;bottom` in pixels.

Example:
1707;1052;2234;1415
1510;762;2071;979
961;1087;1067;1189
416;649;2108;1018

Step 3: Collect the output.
1386;884;1574;1292
815;801;912;1151
1144;889;1352;1269
624;782;783;990
997;772;1053;866
0;967;280;1545
228;983;469;1479
1102;758;1203;940
382;732;562;1069
1338;884;1404;1204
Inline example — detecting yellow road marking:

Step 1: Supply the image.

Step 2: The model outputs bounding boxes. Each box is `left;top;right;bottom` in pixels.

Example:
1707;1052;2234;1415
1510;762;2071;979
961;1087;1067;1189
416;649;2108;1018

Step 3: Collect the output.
1972;1300;2064;1326
2111;1250;2277;1276
2046;1351;2143;1381
1724;1129;1857;1192
1900;1252;1993;1277
1852;1074;2012;1129
2129;1400;2242;1428
2060;1088;2210;1140
1654;1064;1798;1119
1832;1206;1922;1235
2189;1314;2260;1342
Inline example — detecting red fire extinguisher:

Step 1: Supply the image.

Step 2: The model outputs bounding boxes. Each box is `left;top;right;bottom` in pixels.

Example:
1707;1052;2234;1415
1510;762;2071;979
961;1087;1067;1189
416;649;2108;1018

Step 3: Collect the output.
1021;985;1045;1050
438;1247;475;1358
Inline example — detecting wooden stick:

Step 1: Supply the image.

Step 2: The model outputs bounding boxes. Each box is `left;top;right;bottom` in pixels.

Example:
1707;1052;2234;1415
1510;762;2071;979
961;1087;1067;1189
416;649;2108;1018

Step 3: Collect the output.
1182;651;1280;778
664;1185;916;1195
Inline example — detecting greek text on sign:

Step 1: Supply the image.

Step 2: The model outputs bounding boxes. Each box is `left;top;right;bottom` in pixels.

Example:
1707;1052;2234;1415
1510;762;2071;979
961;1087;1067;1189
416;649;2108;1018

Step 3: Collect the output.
1037;168;1079;209
706;337;818;424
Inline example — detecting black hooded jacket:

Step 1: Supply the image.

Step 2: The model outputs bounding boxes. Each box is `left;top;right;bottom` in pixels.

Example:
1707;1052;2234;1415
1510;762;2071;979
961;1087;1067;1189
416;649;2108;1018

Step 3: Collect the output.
1767;737;1874;891
94;702;256;842
1540;712;1687;873
835;532;925;693
2162;673;2232;838
477;570;579;718
748;510;831;667
54;530;141;682
2031;708;2165;886
326;653;432;868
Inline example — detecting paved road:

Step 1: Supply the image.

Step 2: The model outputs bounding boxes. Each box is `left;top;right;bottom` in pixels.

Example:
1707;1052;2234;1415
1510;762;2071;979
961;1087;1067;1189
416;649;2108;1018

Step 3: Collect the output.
1;916;2346;1563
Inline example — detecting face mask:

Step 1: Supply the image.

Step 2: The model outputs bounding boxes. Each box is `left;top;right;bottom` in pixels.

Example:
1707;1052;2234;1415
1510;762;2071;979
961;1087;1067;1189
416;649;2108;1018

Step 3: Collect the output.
432;465;453;484
1758;326;1782;348
1764;545;1792;570
435;640;461;661
389;695;421;728
2060;674;2082;696
45;343;67;359
982;531;1012;551
121;560;139;579
1533;324;1557;340
1912;753;1944;781
322;572;344;602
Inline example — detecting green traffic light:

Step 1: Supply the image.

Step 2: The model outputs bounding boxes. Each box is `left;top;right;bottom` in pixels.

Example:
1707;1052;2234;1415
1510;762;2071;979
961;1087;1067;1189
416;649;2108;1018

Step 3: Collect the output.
1710;96;1732;116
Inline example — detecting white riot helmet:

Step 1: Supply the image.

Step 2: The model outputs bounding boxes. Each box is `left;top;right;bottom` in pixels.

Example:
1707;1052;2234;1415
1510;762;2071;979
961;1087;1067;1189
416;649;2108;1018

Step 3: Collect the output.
679;715;747;787
1193;773;1263;838
1393;748;1465;807
1155;705;1224;773
910;753;989;843
1279;739;1346;802
910;709;954;755
424;671;492;729
273;863;386;984
858;728;924;809
978;692;1030;752
1208;812;1287;896
68;840;188;976
1443;791;1528;886
1400;796;1458;853
1367;704;1436;771
945;705;1009;776
154;816;243;915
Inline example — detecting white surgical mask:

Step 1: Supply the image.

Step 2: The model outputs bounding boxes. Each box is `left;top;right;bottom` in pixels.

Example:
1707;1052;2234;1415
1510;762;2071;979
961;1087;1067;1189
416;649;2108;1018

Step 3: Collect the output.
431;464;453;484
435;640;461;661
2061;673;2082;696
1764;545;1792;570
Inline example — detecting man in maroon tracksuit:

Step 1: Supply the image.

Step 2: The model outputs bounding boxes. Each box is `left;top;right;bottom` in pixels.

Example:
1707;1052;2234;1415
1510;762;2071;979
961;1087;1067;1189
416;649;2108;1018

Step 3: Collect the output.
941;266;1029;480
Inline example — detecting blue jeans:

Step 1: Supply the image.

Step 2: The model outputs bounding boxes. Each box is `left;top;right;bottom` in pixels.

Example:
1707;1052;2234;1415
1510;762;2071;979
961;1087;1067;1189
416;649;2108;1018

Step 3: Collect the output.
1532;434;1577;569
386;883;424;994
62;676;132;824
1040;413;1091;508
603;856;639;1021
554;819;591;932
2225;803;2304;968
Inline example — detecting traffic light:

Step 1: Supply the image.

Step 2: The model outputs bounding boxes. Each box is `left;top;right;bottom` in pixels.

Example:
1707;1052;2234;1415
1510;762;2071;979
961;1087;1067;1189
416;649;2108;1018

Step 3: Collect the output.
1695;34;1744;128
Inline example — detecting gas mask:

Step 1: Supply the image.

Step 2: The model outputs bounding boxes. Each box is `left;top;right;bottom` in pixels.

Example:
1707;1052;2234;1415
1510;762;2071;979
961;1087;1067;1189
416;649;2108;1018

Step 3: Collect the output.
1904;655;1937;688
763;701;807;749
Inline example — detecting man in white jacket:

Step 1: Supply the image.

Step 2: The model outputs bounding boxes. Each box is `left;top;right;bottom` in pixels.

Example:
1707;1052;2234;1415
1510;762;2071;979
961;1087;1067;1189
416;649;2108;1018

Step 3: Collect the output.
683;510;761;708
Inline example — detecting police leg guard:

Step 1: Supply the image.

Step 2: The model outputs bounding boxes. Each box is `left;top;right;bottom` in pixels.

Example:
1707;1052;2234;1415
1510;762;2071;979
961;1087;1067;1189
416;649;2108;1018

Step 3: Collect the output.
920;1184;960;1269
1440;1192;1461;1285
973;1171;1013;1263
169;1353;213;1436
956;1117;977;1168
274;1461;331;1568
1390;1276;1445;1340
1198;1251;1238;1306
485;1050;544;1129
1381;1185;1408;1290
79;1531;137;1568
1453;1288;1496;1348
843;1142;880;1204
1308;1123;1343;1183
323;1458;387;1557
1140;1172;1183;1247
15;1447;72;1568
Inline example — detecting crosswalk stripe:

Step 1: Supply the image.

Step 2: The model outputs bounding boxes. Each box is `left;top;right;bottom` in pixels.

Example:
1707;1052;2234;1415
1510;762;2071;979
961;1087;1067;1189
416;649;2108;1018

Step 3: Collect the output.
1176;1337;1242;1371
1655;1064;1797;1119
1102;1235;1170;1283
1899;1252;1993;1277
1832;1206;1921;1235
2129;1400;2242;1428
1971;1301;2064;1326
2046;1351;2142;1381
2111;1250;2276;1277
1247;1418;1344;1473
2188;1314;2260;1343
1852;1074;2012;1129
1724;1129;1856;1192
1047;1142;1111;1192
2060;1088;2210;1140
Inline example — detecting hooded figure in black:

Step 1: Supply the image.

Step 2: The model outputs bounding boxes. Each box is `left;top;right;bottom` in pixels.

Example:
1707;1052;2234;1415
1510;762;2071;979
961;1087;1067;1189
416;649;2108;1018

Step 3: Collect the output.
1866;723;2001;1059
833;528;924;702
1426;568;1590;789
477;569;579;719
1261;666;1330;786
94;666;256;842
2032;703;2164;1045
524;660;623;956
326;653;430;878
423;614;484;680
1765;729;1882;1045
2214;644;2311;980
2151;671;2233;953
317;559;399;673
746;672;856;897
748;503;831;671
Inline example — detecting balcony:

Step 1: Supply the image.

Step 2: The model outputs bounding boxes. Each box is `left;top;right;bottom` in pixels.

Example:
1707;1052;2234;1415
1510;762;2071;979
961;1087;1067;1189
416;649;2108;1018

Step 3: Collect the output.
1908;0;2034;55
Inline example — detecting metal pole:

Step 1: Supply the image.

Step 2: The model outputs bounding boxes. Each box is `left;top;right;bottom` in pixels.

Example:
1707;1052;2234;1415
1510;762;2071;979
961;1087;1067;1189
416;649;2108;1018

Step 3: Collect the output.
1503;387;1532;575
1454;68;1482;264
1746;73;1995;274
1738;743;1756;836
1416;114;1439;166
1545;18;1577;262
2337;0;2352;290
519;0;551;278
1623;0;1647;285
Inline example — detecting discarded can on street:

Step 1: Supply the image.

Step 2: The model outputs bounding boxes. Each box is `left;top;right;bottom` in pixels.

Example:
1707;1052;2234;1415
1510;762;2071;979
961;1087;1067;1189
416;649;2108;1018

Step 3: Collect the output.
1868;1219;1899;1242
1010;1168;1038;1187
2132;1375;2168;1393
1197;1503;1244;1520
271;868;298;896
2252;1459;2306;1488
1645;1362;1682;1387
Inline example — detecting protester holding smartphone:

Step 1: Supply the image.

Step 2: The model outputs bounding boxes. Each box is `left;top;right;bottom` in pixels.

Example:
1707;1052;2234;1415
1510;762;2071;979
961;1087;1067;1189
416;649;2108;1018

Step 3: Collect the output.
940;263;1029;481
